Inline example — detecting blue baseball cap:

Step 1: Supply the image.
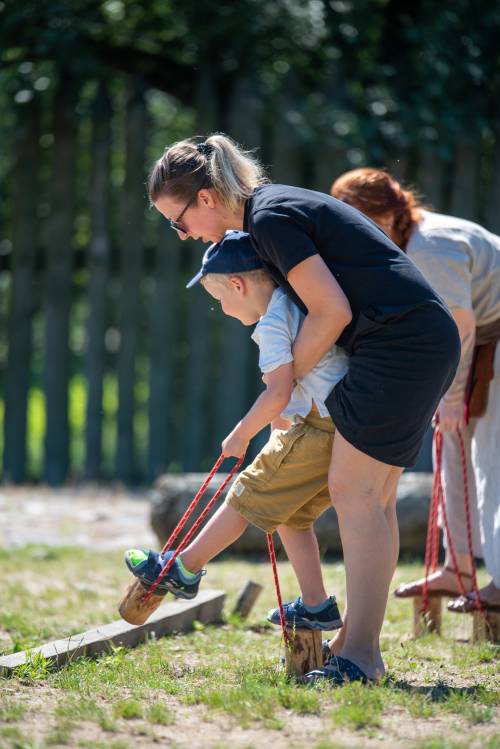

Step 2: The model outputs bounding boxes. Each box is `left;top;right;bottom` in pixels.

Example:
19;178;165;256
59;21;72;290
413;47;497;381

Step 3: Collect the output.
186;231;264;288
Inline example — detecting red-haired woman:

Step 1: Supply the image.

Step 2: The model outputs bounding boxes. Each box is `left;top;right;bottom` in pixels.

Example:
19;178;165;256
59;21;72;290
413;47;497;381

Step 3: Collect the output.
331;168;500;616
147;136;461;684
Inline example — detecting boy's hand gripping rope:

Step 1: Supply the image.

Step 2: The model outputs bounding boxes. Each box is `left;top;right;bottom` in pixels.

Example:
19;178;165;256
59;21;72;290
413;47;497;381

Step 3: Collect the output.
142;454;243;602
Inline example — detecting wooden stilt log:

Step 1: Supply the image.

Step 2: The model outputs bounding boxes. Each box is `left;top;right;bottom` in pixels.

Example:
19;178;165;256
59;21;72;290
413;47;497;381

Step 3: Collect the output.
232;580;263;619
284;627;323;677
118;579;167;625
413;596;442;637
472;611;500;644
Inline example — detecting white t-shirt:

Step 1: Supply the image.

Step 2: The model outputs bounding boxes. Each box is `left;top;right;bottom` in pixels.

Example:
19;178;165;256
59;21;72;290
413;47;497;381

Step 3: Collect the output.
251;288;349;420
406;210;500;327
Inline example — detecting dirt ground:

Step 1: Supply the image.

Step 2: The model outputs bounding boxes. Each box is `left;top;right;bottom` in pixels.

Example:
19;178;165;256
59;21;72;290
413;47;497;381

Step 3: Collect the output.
0;485;156;550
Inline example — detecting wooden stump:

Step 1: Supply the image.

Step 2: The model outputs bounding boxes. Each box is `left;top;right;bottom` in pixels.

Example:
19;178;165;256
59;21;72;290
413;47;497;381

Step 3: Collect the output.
413;596;442;637
472;610;500;643
118;579;167;625
284;628;323;677
232;580;263;619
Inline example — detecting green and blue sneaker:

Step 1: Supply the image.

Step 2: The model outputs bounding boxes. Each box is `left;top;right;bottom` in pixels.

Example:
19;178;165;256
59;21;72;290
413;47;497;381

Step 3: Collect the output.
267;595;342;631
124;548;204;600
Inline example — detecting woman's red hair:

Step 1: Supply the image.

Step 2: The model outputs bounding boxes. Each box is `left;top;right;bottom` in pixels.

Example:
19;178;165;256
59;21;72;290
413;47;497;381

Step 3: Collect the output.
331;168;424;250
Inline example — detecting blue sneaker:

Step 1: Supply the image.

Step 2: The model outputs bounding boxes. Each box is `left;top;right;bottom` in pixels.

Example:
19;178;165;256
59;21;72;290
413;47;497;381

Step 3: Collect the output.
267;596;342;631
124;549;204;600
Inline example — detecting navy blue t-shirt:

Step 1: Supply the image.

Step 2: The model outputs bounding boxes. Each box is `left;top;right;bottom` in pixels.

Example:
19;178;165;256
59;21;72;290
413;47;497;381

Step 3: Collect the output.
243;184;447;353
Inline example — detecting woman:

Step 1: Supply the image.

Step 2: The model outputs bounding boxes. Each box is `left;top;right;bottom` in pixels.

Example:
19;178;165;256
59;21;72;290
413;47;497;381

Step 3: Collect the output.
148;135;460;683
331;167;500;615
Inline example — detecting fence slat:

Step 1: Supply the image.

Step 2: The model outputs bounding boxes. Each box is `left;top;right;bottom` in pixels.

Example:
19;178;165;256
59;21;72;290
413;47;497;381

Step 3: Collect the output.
3;98;40;482
115;79;148;482
182;248;210;471
84;82;112;480
43;75;79;485
147;229;180;480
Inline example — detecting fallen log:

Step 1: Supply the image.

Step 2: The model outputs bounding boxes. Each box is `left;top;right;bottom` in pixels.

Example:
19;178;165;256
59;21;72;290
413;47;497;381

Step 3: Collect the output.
151;472;433;556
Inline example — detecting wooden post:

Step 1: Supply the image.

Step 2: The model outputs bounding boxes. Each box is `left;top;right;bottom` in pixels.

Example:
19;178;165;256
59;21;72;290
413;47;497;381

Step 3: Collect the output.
472;611;500;644
413;596;442;637
284;628;323;677
118;579;167;625
232;580;263;619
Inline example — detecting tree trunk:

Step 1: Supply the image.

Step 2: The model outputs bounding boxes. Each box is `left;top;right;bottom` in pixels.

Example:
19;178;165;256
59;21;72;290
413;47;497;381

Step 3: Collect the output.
147;228;181;480
84;81;112;481
182;249;211;471
450;139;480;221
43;74;79;485
484;136;500;233
416;145;445;211
115;78;147;482
3;98;40;482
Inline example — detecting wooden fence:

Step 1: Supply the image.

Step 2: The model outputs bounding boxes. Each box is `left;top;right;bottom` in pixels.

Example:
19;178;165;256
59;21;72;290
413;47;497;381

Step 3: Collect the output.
1;75;499;484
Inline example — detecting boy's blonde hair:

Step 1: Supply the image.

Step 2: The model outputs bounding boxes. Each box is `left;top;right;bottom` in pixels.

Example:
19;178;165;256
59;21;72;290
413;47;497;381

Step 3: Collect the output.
200;268;274;290
148;134;268;213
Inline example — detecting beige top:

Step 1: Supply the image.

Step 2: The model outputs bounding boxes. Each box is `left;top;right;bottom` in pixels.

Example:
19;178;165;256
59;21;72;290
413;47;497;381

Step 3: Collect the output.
407;210;500;330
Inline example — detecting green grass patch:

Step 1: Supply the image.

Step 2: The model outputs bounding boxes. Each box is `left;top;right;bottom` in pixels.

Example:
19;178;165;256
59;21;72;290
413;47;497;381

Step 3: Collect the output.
146;701;174;725
0;698;26;722
0;550;498;747
330;682;383;730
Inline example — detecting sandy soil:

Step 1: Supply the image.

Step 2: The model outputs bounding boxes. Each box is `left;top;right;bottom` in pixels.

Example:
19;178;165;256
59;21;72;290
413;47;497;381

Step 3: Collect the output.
0;485;156;550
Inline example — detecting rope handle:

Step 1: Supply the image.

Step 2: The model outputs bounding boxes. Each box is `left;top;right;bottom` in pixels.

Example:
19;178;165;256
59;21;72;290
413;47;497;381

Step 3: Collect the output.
142;454;243;602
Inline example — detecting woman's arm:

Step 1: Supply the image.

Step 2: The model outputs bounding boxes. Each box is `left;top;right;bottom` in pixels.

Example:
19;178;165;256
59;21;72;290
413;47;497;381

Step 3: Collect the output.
288;255;352;379
438;307;476;432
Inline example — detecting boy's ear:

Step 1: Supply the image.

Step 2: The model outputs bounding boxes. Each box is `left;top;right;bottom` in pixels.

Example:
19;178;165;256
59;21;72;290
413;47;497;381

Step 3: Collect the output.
229;275;246;294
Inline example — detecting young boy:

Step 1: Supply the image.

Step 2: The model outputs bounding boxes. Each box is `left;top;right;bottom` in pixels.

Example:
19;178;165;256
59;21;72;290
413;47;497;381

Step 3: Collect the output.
125;231;349;631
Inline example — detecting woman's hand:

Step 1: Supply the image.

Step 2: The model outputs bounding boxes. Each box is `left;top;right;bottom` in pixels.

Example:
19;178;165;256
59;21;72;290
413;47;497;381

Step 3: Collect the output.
221;424;250;459
437;401;466;433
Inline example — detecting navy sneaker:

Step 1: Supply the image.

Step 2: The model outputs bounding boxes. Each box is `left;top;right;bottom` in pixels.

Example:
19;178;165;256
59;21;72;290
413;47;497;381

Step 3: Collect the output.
124;548;204;600
267;596;342;631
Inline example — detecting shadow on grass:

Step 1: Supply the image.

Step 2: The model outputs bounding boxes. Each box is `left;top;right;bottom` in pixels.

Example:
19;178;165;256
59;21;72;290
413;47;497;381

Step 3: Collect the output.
385;675;494;701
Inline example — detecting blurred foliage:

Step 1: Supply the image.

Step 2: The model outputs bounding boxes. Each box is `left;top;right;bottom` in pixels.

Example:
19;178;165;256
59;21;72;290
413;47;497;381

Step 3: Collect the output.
1;0;499;153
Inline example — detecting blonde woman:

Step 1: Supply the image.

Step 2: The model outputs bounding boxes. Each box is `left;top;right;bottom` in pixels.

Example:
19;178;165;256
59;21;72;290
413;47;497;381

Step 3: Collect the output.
148;136;460;684
331;167;500;616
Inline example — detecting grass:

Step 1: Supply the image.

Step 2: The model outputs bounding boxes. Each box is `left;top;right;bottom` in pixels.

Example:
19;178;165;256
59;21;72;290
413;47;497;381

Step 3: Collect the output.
0;547;498;749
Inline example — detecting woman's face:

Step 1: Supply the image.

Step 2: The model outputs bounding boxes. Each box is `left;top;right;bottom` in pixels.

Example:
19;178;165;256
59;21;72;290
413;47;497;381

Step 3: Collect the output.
154;189;231;244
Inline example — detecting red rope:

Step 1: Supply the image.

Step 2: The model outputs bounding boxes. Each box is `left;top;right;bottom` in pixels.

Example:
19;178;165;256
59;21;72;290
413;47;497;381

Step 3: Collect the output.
159;454;225;556
266;532;290;647
422;420;485;618
456;429;484;615
422;432;441;611
142;455;242;602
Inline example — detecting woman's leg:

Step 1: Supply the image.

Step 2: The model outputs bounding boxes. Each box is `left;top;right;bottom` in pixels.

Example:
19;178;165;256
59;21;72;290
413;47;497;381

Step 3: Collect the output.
328;430;403;680
276;525;329;608
328;467;400;657
180;501;249;573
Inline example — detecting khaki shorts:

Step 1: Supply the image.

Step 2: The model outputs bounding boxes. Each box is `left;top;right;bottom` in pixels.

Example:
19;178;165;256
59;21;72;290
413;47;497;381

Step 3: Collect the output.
227;407;335;533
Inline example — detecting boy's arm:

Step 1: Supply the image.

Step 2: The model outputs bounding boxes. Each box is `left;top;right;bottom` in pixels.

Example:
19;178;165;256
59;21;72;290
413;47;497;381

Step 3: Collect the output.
221;362;294;458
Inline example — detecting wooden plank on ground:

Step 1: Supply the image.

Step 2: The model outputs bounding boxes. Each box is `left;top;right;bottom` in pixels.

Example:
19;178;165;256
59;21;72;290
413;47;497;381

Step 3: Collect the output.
0;589;225;675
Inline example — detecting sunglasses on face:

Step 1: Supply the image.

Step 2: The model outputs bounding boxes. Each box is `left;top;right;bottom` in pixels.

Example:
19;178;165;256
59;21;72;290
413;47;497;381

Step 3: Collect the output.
169;178;207;236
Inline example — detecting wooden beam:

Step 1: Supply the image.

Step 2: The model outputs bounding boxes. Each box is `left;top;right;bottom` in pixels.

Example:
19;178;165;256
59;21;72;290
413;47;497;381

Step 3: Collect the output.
0;589;225;676
413;596;442;637
232;580;263;619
